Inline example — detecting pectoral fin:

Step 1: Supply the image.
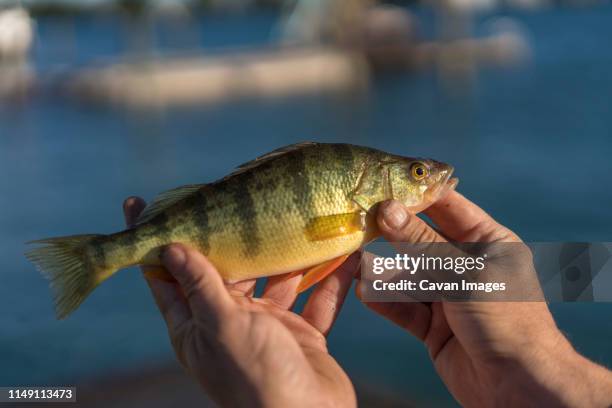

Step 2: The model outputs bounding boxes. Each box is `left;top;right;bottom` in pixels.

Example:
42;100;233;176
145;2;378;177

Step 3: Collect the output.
143;266;176;283
305;212;365;241
350;194;376;212
296;254;350;293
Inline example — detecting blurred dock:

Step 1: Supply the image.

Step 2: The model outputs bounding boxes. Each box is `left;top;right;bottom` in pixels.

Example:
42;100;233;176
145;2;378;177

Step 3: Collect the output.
67;28;528;108
0;1;531;108
68;47;370;108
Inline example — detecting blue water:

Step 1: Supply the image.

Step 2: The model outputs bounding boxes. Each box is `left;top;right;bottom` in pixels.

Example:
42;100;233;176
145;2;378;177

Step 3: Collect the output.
1;6;612;406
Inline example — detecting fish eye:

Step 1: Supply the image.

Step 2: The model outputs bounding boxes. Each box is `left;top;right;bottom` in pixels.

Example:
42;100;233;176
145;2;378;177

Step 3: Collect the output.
411;162;429;180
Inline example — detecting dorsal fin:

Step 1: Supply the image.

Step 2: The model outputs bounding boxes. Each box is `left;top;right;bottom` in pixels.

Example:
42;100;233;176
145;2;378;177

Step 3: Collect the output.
136;143;317;224
224;142;318;180
136;184;204;225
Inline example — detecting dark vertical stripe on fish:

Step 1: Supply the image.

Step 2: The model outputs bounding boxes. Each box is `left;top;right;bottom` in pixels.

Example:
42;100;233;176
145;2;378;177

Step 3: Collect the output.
90;237;108;269
142;212;172;240
193;189;210;254
287;149;314;221
331;143;355;172
234;174;260;258
118;228;139;248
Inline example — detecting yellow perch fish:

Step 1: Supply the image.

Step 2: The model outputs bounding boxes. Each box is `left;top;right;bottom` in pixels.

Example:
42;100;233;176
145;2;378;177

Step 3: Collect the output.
26;142;457;319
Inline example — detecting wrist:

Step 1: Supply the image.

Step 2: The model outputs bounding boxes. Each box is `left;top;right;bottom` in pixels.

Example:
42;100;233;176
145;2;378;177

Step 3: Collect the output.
498;333;612;407
563;351;612;407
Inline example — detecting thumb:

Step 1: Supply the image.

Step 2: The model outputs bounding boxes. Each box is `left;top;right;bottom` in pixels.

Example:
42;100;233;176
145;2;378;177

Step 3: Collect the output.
161;244;235;323
377;200;447;244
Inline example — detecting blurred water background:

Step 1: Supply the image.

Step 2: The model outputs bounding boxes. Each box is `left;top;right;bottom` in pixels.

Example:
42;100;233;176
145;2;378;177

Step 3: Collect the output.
1;3;611;407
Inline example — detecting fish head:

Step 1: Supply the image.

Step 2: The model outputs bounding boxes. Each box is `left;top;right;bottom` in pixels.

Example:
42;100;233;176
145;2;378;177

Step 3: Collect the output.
388;158;458;213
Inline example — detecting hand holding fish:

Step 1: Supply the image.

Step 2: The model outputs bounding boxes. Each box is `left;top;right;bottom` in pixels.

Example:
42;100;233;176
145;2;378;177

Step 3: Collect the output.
27;142;610;406
124;196;358;408
360;191;612;407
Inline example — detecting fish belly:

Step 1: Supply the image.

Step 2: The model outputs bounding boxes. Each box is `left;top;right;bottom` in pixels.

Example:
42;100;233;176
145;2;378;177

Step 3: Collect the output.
208;230;367;282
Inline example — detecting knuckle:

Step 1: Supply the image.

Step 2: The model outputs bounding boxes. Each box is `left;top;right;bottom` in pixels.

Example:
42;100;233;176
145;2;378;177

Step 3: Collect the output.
315;285;340;310
313;330;328;347
183;271;210;300
401;218;436;243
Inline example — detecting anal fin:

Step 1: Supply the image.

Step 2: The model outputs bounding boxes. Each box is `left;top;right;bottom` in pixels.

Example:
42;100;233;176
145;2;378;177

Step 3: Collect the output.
281;268;309;281
296;254;350;293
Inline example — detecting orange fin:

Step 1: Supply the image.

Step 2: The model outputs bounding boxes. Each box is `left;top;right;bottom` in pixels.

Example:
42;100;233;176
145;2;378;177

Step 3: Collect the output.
143;266;177;283
281;267;309;281
296;254;350;293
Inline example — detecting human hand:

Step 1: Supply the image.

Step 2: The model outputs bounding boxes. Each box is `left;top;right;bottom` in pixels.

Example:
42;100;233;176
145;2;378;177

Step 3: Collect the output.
123;197;358;408
359;191;612;407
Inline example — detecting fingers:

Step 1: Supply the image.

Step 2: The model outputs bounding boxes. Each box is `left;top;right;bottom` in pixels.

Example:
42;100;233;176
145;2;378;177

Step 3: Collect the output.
261;273;302;309
160;244;235;324
301;251;361;336
369;201;452;341
146;273;194;334
355;262;433;341
123;196;146;228
377;200;447;245
424;190;518;242
225;280;257;297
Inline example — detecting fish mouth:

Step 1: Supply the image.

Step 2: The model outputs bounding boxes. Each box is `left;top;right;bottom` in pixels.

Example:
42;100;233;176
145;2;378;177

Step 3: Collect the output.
426;165;458;204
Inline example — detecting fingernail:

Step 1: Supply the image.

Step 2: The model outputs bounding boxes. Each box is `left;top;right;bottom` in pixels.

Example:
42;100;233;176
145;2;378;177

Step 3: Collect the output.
382;201;409;230
159;245;186;269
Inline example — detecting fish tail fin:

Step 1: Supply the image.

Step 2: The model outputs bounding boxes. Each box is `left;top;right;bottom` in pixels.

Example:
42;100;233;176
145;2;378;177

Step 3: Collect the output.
25;234;113;319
